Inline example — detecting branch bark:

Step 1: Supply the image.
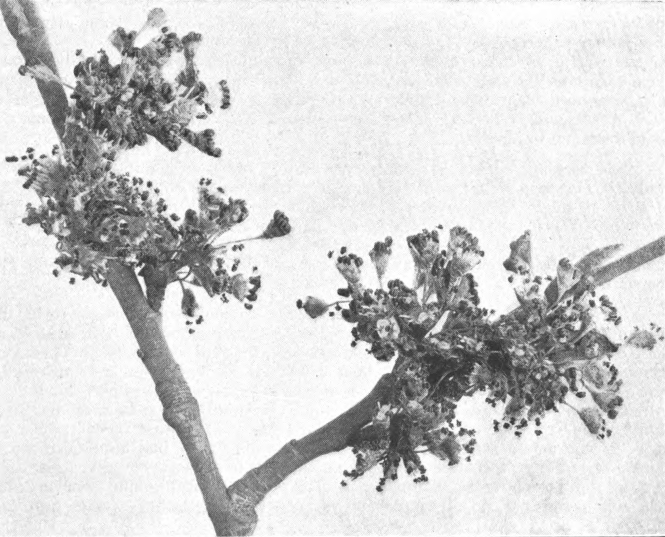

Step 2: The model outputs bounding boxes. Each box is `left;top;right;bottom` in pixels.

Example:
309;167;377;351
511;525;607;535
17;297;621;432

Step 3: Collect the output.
107;262;257;536
1;0;68;139
591;235;665;287
227;236;665;517
1;5;253;533
228;374;394;506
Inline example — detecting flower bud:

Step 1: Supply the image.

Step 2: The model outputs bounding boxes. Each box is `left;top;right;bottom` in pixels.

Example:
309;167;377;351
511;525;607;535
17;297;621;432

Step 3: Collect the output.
229;274;248;301
503;230;531;275
262;210;291;239
576;406;603;435
145;8;167;30
369;238;392;281
302;296;329;319
181;288;199;317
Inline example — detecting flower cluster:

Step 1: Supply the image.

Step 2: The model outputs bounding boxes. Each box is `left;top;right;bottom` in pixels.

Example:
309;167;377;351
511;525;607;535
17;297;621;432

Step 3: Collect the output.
299;227;661;491
6;9;291;325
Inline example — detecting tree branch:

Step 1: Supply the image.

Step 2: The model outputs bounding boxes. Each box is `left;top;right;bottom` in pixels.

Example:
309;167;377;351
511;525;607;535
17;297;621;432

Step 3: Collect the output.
228;374;394;506
2;4;258;533
107;261;257;536
227;235;665;516
1;0;68;139
591;235;665;287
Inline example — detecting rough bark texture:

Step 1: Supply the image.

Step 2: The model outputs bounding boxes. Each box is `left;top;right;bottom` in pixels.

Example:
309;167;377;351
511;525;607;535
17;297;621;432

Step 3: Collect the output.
229;373;394;506
107;262;257;535
0;0;68;139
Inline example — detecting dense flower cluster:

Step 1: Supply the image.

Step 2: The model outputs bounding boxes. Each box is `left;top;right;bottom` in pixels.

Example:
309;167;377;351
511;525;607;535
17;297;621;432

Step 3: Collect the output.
6;9;290;323
300;227;661;490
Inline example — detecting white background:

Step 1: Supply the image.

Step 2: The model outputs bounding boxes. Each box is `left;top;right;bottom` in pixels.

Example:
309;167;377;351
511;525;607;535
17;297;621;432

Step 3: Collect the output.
1;1;664;535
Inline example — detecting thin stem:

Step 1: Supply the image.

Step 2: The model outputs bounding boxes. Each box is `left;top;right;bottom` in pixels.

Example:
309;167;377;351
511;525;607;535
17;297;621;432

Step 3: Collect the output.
210;235;263;251
327;299;351;307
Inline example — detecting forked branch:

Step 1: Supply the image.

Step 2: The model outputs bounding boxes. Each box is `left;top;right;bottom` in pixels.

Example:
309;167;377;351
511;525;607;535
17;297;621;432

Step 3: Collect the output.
228;235;665;513
229;374;394;505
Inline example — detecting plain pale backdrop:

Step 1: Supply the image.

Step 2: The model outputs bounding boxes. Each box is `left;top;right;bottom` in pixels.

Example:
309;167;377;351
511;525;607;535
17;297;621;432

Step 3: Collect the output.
1;1;664;535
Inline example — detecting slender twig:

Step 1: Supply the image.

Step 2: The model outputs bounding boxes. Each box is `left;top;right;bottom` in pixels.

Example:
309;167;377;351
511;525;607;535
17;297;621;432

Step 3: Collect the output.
228;374;395;506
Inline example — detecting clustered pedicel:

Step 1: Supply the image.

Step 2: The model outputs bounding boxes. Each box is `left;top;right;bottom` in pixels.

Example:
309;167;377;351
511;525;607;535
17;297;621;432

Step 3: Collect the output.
300;227;662;491
6;9;291;328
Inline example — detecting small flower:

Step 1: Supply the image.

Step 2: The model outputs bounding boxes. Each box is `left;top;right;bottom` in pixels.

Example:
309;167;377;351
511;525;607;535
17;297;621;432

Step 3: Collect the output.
427;432;462;465
261;210;291;239
576;406;603;435
376;317;400;340
181;32;202;60
108;28;126;52
625;329;657;350
407;230;440;288
144;8;167;30
229;274;248;301
302;296;329;319
504;395;525;418
181;288;199;317
503;230;532;275
336;253;363;292
553;258;581;302
119;57;137;86
369;237;392;282
447;226;483;278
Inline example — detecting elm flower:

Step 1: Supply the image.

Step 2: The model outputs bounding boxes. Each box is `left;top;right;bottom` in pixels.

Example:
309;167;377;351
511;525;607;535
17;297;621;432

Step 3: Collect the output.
503;230;532;275
588;382;622;414
31;157;69;198
447;226;483;278
513;280;544;308
373;404;392;428
336;253;363;293
301;296;329;319
376;317;400;340
581;359;622;413
576;406;604;435
626;329;657;350
108;29;125;52
181;288;199;317
369;237;392;283
143;8;167;31
553;258;581;302
504;395;525;418
229;274;248;301
119;57;137;86
182;32;203;60
407;230;439;271
427;432;462;465
355;448;384;475
261;210;291;239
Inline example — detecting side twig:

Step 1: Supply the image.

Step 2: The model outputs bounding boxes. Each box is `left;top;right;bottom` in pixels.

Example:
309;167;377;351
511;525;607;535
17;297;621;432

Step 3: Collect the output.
228;374;394;506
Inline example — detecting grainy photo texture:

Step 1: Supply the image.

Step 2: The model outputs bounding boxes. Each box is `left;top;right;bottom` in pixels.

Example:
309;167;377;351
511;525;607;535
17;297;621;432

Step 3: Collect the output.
0;1;663;535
